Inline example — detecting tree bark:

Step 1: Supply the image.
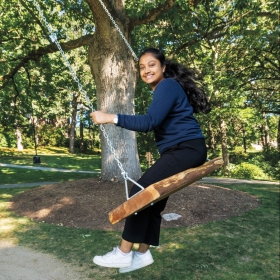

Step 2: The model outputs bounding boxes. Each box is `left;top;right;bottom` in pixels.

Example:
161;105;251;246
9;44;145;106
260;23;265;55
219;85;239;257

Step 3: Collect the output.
86;0;141;181
242;127;247;153
260;112;270;152
69;95;78;154
263;113;270;152
277;116;280;152
208;122;215;151
79;120;85;152
220;120;229;173
15;127;24;151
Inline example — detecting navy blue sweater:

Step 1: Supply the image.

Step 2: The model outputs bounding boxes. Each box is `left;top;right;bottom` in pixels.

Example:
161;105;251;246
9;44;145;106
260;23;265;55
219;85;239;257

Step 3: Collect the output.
117;78;204;154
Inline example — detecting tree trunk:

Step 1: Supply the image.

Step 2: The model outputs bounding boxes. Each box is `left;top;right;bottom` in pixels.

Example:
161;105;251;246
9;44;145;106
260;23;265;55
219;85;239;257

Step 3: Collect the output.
87;1;141;181
34;117;39;148
263;114;270;152
69;95;78;154
277;116;280;151
242;126;247;153
208;122;215;151
31;116;39;155
80;119;85;152
15;127;24;151
261;112;270;152
220;120;229;174
259;125;265;147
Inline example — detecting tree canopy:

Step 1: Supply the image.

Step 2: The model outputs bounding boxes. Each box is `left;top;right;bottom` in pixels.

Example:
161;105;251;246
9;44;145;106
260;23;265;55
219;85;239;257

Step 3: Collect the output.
0;0;278;180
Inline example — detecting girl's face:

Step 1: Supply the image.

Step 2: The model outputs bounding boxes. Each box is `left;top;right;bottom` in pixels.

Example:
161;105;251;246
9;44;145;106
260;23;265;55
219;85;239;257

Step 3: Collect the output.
139;53;165;90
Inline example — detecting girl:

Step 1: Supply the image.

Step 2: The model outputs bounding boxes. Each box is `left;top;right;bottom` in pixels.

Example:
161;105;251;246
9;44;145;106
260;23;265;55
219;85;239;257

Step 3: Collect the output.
90;48;211;273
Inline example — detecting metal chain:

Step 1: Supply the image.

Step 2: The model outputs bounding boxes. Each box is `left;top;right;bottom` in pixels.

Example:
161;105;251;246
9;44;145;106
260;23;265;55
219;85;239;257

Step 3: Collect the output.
32;0;138;185
97;0;139;61
100;125;128;179
32;0;92;110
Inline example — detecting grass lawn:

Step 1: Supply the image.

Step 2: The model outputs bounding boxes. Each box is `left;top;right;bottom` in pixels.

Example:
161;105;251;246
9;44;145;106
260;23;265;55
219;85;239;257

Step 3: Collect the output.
0;167;97;184
0;182;279;280
1;147;279;279
0;147;101;171
0;147;101;184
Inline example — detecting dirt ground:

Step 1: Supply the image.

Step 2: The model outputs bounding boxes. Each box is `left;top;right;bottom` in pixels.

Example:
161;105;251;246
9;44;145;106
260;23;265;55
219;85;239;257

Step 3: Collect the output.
2;178;262;280
9;177;261;231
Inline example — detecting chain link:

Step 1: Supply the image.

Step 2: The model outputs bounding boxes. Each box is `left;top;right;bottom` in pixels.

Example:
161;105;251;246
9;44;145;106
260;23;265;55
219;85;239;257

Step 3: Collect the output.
99;125;127;178
32;0;135;183
32;0;92;110
97;0;139;61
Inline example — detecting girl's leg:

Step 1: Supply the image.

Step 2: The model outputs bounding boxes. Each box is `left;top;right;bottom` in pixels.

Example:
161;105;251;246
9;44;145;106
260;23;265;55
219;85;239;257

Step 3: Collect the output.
138;243;150;253
122;138;207;246
119;238;133;253
119;239;150;254
94;139;206;269
119;242;154;273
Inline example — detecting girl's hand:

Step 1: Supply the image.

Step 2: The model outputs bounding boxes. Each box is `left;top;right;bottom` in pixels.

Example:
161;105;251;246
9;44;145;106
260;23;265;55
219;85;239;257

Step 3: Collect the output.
90;111;116;125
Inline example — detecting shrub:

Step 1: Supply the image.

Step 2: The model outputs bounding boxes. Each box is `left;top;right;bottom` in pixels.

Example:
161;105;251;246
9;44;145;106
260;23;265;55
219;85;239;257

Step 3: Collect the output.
0;133;9;147
230;146;248;164
38;125;65;147
230;162;270;180
0;132;17;148
22;136;34;149
248;148;279;180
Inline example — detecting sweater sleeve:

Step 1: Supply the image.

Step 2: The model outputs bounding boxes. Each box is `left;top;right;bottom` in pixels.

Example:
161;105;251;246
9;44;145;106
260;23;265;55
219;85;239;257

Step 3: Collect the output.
117;79;180;132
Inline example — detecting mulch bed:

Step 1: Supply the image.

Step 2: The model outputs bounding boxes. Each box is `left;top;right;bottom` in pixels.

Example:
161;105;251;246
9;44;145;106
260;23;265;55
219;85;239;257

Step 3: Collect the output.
8;178;261;231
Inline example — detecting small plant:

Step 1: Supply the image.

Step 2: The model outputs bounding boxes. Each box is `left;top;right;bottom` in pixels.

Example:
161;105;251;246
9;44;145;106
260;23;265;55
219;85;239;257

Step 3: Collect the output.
230;146;248;164
248;148;279;180
230;162;270;180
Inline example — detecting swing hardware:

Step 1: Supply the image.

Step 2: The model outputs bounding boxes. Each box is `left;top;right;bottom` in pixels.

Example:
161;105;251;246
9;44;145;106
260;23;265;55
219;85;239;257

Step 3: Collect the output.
32;0;144;198
109;158;224;224
133;202;154;215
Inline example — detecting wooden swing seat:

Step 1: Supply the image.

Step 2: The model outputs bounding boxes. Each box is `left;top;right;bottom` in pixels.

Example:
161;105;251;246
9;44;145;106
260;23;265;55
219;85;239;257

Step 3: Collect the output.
109;157;224;224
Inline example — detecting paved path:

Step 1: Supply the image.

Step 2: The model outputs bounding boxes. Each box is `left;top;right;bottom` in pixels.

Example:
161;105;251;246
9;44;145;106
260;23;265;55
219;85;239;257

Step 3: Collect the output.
198;177;278;185
0;182;58;189
0;241;87;280
0;163;99;173
1;162;278;188
0;162;99;189
0;177;278;189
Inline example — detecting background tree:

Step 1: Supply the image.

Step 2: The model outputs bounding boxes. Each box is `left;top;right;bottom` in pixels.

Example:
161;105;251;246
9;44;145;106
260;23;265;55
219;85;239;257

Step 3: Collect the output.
1;0;278;180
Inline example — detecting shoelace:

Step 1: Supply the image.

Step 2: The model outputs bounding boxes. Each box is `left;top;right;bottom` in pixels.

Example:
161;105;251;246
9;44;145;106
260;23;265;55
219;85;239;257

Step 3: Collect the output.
104;247;118;256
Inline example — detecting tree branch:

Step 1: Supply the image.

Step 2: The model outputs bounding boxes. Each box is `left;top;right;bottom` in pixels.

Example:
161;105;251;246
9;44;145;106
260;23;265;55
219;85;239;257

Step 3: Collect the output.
169;27;227;59
85;0;131;41
254;51;280;71
169;9;278;59
11;77;20;116
0;34;93;89
20;0;50;39
128;0;176;31
257;12;279;20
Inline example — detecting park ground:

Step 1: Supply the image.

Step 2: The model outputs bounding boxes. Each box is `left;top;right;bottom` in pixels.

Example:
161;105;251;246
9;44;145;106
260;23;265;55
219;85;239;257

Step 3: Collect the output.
1;176;279;279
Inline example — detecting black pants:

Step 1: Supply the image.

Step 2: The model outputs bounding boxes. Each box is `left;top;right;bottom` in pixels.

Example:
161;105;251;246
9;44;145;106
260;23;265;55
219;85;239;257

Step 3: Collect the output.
122;138;207;246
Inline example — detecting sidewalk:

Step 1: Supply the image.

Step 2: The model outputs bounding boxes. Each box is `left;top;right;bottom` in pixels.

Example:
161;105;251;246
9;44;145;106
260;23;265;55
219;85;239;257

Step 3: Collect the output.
0;182;58;189
0;163;99;174
0;177;278;189
198;177;278;185
1;162;278;188
0;241;86;280
0;162;99;189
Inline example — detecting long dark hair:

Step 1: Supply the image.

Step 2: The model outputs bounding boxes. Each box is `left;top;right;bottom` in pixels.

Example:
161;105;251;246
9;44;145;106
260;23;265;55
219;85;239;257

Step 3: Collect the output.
139;48;211;114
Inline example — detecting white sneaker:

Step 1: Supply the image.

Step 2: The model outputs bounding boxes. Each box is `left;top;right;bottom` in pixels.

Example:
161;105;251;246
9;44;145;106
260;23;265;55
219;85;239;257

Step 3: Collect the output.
119;249;154;273
93;247;133;268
